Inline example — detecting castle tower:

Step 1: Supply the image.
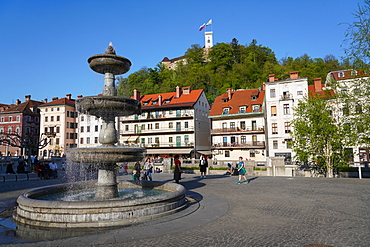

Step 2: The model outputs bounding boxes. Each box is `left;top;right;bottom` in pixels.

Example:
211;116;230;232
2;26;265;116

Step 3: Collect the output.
205;31;213;48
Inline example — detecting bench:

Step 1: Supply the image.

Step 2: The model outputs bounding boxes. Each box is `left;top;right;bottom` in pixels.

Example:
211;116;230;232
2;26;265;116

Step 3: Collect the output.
1;173;39;182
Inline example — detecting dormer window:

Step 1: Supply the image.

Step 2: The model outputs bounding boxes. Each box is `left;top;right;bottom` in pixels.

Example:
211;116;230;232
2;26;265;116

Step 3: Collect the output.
239;106;246;113
222;98;228;103
143;102;149;106
252;95;257;101
165;99;171;103
252;105;260;112
351;70;358;76
338;72;344;78
152;101;157;105
222;108;230;114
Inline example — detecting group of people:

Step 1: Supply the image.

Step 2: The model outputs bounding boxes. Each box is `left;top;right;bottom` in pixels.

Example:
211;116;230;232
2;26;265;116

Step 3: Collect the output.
132;157;154;181
35;160;59;180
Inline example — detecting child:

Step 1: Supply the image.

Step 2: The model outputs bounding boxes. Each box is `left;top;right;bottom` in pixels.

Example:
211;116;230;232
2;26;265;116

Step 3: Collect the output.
236;156;248;184
132;170;139;180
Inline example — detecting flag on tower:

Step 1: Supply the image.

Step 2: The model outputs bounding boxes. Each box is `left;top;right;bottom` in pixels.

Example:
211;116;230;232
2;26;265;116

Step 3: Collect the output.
206;19;212;26
199;23;206;31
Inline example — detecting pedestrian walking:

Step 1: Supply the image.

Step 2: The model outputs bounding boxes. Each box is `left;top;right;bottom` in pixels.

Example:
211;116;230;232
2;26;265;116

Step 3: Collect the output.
143;157;153;181
236;156;248;184
199;154;208;178
173;155;182;184
49;160;58;179
134;160;141;180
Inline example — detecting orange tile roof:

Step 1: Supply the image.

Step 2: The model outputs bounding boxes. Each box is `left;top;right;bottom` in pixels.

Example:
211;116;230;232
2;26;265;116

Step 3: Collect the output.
330;70;368;80
2;100;43;114
308;84;335;99
39;97;75;107
209;89;265;116
132;89;204;109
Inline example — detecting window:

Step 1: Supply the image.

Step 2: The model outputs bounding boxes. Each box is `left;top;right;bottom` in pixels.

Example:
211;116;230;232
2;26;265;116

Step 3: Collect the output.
95;137;98;144
169;122;173;128
240;121;245;130
148;123;152;130
272;123;278;134
222;108;229;114
222;122;227;129
169;137;173;143
81;116;84;121
252;105;260;112
273;140;278;149
125;125;129;131
56;127;60;133
57;116;60;121
283;104;290;115
45;116;48;122
338;72;344;78
252;95;257;101
230;122;235;129
250;150;255;157
270;88;276;98
87;137;90;144
148;138;152;143
225;150;230;157
141;124;145;131
271;106;277;116
155;123;159;129
239;106;246;113
185;122;189;128
80;138;84;144
286;139;292;149
252;121;257;131
95;125;99;132
184;135;189;143
87;126;90;132
284;122;291;133
241;136;246;144
80;126;84;133
51;116;54;121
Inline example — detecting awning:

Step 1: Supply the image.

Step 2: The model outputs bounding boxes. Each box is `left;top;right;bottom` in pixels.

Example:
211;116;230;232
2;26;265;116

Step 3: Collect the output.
146;148;193;155
197;150;212;155
125;136;138;142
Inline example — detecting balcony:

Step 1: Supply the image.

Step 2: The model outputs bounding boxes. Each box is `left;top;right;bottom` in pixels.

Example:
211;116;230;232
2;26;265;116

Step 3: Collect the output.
212;141;265;149
123;142;194;148
279;93;293;101
211;127;264;135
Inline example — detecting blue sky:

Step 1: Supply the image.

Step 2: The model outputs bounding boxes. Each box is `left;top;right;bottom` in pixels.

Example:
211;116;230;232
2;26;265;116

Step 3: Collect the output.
0;0;359;104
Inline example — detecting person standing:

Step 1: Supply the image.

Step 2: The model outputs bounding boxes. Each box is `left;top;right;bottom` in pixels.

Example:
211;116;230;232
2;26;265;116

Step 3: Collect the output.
143;157;153;181
173;155;182;184
199;154;208;178
134;160;141;180
236;156;248;184
49;160;58;179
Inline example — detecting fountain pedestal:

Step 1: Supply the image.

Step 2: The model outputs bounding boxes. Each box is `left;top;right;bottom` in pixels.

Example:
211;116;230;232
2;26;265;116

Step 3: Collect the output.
95;163;119;199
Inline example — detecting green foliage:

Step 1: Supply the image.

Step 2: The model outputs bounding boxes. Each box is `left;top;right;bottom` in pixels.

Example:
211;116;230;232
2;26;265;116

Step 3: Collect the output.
117;38;347;103
209;166;227;170
291;94;348;177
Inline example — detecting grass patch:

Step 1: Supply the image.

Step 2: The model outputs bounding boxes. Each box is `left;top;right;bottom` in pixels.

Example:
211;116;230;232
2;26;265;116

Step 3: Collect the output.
209;166;227;170
253;167;267;171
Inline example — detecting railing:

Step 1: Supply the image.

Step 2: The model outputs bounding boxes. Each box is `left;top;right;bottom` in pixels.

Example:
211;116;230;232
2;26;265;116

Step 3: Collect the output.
123;126;195;135
122;142;194;148
213;141;265;148
211;127;264;134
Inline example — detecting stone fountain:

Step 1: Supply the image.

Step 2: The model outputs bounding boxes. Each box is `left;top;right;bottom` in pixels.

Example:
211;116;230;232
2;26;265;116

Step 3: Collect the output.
13;43;187;228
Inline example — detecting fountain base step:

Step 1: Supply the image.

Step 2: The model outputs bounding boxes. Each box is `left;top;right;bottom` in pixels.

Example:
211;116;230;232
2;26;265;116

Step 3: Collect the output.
14;181;187;228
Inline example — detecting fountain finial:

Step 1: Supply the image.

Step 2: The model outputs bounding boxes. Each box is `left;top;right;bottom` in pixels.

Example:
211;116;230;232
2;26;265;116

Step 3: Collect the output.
105;41;116;55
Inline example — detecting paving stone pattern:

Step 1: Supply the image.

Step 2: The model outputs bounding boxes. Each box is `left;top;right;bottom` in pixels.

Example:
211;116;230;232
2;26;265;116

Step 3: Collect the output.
1;173;369;246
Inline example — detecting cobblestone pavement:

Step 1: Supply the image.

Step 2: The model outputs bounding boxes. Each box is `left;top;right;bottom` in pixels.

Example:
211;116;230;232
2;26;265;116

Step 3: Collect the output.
1;173;369;247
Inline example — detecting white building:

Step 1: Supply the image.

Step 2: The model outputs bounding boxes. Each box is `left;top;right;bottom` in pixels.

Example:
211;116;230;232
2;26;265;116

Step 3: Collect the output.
119;86;211;158
209;88;266;162
264;72;308;164
38;94;78;158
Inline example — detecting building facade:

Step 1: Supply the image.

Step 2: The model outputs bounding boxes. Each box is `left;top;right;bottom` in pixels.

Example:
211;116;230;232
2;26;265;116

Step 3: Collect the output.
120;86;211;158
209;88;266;162
0;95;43;157
38;94;78;158
264;72;308;165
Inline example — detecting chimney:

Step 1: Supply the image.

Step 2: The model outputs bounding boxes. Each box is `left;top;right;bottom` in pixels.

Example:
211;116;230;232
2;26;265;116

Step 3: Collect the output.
227;88;232;100
16;99;21;105
158;95;162;106
268;74;275;82
44;98;48;103
25;95;31;101
66;94;72;100
77;95;83;98
290;71;299;80
176;86;181;98
134;89;141;101
182;86;191;95
314;78;322;92
52;97;59;101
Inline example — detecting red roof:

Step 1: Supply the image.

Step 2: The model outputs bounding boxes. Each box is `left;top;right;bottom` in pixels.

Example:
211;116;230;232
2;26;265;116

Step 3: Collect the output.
308;84;335;99
2;100;43;114
39;97;75;107
132;89;204;109
330;70;368;80
209;89;265;116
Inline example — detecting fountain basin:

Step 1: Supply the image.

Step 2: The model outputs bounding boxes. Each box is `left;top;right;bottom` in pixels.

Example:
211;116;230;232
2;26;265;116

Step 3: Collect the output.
67;146;145;163
88;53;131;75
76;96;141;119
14;181;187;228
